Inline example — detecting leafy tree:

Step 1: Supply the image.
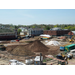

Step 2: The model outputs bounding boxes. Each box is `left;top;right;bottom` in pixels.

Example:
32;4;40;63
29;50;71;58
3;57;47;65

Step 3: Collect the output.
45;26;50;30
54;24;58;28
17;29;22;34
32;26;36;28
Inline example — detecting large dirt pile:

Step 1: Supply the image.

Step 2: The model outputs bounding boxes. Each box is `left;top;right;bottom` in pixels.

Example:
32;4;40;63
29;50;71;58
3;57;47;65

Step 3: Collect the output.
6;40;49;56
27;40;49;52
47;45;60;55
6;45;18;52
7;45;35;56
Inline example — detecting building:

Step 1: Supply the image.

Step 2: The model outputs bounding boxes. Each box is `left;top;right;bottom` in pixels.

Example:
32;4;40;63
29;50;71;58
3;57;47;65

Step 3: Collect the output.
43;27;70;36
19;27;43;37
19;27;29;32
0;27;17;40
20;32;27;37
27;28;43;36
68;31;75;35
19;27;29;37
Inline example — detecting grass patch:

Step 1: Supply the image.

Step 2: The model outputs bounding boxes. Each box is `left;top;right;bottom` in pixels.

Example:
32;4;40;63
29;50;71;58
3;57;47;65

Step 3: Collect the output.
43;58;53;62
54;55;57;58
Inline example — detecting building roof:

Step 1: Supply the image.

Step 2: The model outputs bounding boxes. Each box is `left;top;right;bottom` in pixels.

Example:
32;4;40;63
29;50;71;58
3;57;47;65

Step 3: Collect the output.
0;32;15;34
65;44;75;48
72;31;75;34
0;28;14;33
29;28;43;30
19;27;29;29
50;27;62;30
63;29;68;30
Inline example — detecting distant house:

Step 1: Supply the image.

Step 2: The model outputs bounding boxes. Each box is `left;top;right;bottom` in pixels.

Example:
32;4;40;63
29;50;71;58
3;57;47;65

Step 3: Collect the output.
43;27;70;36
68;31;75;35
0;28;17;40
19;27;43;37
19;27;29;32
19;27;29;37
50;27;62;30
27;28;43;36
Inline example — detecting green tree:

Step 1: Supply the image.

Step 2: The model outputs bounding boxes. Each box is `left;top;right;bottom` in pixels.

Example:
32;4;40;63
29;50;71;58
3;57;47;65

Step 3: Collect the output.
32;26;35;28
14;26;18;29
45;26;50;30
54;24;58;28
17;29;22;34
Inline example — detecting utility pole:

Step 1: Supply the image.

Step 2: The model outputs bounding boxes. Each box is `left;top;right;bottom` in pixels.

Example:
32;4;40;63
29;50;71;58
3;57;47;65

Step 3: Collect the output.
40;53;42;65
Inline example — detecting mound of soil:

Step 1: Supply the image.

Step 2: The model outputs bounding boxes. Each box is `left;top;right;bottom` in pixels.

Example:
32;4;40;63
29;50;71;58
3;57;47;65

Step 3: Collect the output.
6;40;49;56
6;45;18;52
27;40;49;52
47;45;60;55
7;45;35;56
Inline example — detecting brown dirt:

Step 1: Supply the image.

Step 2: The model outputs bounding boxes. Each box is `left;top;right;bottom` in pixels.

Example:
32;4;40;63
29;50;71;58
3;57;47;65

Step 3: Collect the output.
6;45;18;52
0;41;10;44
6;40;61;57
7;45;35;56
47;45;60;55
27;40;49;52
6;40;49;56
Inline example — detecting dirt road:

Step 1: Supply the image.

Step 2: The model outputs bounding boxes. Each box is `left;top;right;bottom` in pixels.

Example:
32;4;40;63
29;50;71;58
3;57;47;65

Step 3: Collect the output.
0;58;9;65
68;58;75;65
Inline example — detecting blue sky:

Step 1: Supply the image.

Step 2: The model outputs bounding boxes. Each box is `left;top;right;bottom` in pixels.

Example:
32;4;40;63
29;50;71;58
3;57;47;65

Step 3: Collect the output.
0;9;75;25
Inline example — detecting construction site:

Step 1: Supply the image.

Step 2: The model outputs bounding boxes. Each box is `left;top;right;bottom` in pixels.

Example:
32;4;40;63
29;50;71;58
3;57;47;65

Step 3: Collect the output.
0;34;75;65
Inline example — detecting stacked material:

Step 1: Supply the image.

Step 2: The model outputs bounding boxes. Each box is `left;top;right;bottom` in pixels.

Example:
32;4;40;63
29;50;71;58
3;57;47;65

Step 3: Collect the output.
46;41;60;46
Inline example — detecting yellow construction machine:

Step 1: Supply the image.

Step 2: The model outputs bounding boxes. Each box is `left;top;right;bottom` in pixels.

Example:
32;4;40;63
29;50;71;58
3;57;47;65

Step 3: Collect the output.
69;35;75;42
0;44;6;51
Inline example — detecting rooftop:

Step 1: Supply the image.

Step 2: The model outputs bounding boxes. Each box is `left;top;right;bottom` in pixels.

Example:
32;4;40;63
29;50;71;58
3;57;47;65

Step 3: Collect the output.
29;28;43;30
0;28;14;33
50;27;62;30
72;31;75;34
65;44;75;48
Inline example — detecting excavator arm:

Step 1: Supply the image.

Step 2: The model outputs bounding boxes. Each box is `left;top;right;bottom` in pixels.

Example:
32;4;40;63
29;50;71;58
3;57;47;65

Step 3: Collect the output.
69;35;75;42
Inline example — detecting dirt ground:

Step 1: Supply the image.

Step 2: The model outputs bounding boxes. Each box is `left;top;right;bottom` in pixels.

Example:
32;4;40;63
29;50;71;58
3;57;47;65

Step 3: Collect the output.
0;36;74;65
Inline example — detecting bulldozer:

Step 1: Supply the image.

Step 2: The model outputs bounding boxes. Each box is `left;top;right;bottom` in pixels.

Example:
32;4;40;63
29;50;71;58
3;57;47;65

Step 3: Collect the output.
17;34;21;40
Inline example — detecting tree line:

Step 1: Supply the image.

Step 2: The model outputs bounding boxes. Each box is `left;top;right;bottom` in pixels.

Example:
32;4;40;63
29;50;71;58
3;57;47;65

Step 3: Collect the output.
0;23;75;31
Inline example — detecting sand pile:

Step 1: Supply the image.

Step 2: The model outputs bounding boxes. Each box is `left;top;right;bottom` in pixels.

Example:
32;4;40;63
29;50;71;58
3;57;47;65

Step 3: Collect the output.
6;40;48;56
46;41;60;46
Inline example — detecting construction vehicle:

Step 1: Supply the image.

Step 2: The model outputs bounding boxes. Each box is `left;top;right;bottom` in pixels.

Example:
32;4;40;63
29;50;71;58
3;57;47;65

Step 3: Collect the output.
45;55;68;65
67;49;75;58
9;59;26;65
0;44;6;51
60;43;71;51
56;53;66;60
17;34;22;40
69;35;75;42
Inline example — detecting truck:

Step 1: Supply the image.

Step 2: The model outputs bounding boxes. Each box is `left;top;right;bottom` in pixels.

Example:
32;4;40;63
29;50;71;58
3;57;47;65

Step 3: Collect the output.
67;49;75;58
9;59;26;65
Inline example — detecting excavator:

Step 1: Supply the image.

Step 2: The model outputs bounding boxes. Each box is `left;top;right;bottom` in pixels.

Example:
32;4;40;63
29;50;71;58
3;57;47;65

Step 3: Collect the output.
69;35;75;42
45;53;68;65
